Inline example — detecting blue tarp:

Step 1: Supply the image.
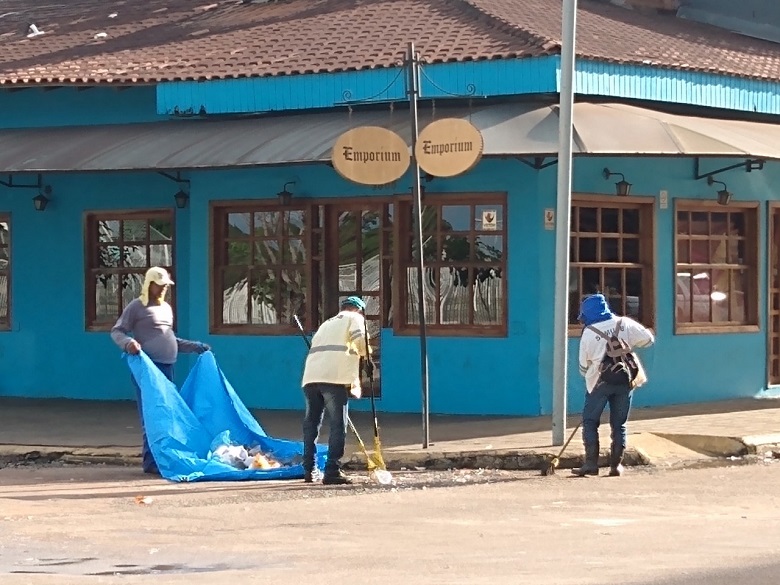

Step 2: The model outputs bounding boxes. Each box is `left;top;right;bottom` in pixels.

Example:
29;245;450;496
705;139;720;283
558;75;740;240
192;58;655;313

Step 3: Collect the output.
125;351;326;482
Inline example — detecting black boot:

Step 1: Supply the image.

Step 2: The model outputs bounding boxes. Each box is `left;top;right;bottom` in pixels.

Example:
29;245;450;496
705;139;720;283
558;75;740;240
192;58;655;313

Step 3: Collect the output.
609;444;625;477
573;444;600;476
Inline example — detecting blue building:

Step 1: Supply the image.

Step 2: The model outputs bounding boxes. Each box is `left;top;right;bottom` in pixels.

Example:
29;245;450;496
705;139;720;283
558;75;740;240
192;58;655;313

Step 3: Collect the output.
3;0;780;417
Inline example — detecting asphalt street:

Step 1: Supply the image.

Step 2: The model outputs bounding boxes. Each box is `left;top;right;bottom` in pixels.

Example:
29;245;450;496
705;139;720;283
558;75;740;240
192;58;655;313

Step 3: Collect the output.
1;460;779;584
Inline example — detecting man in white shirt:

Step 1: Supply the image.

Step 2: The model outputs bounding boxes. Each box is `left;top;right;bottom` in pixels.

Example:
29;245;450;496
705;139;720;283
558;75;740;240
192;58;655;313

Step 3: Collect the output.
301;296;372;485
574;294;654;477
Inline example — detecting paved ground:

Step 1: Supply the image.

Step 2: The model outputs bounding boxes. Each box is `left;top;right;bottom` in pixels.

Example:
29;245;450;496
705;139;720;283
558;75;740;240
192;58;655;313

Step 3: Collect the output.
1;460;780;584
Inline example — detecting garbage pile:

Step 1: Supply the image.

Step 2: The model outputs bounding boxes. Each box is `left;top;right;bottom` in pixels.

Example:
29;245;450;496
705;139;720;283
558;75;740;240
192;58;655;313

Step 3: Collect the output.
212;444;283;470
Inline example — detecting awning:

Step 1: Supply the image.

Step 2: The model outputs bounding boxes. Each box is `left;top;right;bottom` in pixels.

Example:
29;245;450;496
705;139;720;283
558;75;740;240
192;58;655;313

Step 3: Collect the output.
2;101;780;173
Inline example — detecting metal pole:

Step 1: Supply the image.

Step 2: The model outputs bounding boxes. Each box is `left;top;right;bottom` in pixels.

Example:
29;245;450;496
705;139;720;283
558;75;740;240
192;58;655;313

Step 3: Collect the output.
408;42;431;449
552;0;577;446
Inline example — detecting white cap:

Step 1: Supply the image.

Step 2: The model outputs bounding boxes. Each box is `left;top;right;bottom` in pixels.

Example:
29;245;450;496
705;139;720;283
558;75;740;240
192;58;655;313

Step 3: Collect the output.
145;266;174;286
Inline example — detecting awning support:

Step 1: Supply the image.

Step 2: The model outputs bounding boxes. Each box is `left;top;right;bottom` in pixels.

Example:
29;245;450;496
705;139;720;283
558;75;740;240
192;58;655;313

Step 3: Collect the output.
694;158;764;180
158;171;190;187
517;156;559;170
0;173;43;189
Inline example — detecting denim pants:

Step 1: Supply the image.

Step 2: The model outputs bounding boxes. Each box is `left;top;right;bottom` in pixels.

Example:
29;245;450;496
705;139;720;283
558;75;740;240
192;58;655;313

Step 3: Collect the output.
582;382;633;450
131;361;174;473
302;383;349;477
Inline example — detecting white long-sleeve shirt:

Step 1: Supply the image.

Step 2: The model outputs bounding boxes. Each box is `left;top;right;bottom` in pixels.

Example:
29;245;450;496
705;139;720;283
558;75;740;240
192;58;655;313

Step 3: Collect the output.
578;315;655;394
301;310;369;388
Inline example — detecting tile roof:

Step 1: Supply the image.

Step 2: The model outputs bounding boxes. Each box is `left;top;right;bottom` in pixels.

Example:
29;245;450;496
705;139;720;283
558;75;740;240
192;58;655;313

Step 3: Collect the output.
0;0;779;86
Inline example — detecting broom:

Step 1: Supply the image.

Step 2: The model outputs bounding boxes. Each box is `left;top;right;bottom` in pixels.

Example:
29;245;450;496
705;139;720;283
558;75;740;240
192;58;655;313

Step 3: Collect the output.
362;317;392;485
541;423;581;476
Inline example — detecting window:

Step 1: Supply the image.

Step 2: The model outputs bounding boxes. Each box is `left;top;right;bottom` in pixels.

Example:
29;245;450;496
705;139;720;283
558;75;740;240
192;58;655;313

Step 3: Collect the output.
0;215;9;330
569;197;654;330
397;195;506;334
212;204;307;333
674;201;758;332
85;211;174;330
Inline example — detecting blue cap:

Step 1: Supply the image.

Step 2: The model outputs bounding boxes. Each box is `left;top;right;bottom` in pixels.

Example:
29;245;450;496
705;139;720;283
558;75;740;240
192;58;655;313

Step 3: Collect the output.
341;296;367;311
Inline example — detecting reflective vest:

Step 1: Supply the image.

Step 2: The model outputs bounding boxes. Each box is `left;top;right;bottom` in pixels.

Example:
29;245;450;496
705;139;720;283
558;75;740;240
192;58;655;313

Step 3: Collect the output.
302;311;369;387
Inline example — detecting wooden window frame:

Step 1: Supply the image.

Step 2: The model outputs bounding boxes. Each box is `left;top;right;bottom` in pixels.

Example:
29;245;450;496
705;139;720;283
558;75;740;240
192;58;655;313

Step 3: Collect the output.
0;213;9;331
674;199;759;335
84;209;176;332
569;194;656;337
210;201;310;335
394;192;508;337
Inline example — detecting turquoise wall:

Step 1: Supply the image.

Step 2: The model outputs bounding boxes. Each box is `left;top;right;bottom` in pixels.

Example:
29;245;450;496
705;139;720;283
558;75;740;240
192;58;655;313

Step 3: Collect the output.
0;87;161;128
2;154;778;415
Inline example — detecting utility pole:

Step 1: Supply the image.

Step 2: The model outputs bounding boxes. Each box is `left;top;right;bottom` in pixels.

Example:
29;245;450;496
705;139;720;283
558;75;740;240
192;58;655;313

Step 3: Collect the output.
552;0;577;446
407;42;431;449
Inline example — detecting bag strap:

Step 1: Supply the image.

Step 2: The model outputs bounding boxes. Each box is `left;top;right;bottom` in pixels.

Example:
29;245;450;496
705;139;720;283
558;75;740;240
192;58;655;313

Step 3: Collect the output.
587;318;622;339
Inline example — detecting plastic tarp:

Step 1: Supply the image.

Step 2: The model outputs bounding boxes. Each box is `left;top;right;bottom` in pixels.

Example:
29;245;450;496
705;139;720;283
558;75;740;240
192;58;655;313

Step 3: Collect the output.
125;351;326;482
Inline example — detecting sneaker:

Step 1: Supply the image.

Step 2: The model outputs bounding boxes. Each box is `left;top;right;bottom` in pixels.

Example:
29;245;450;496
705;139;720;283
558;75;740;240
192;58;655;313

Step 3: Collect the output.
322;471;353;485
304;469;322;483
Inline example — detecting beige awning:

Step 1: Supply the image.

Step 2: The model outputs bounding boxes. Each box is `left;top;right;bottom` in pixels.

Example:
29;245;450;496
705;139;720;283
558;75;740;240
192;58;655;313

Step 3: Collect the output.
0;101;779;173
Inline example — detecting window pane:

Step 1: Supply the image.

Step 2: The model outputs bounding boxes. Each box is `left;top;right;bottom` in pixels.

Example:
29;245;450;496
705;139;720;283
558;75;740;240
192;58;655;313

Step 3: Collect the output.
227;241;251;265
441;234;472;262
279;269;306;324
677;239;690;263
285;238;305;264
222;267;249;325
579;207;598;232
123;219;147;242
0;215;8;323
98;245;120;268
254;211;280;236
121;273;143;309
676;272;693;323
602;208;619;233
99;220;120;243
604;268;624;315
250;269;278;324
690;240;709;264
676;211;689;235
441;205;470;231
439;266;469;325
475;235;503;262
228;213;251;237
475;205;502;231
287;210;305;236
622;208;640;234
254;240;280;265
405;267;436;325
623;238;640;263
150;219;173;240
691;212;708;235
0;277;6;320
150;244;173;266
625;268;642;319
474;267;502;325
123;244;147;268
579;238;597;262
94;273;120;324
602;238;619;262
582;267;601;296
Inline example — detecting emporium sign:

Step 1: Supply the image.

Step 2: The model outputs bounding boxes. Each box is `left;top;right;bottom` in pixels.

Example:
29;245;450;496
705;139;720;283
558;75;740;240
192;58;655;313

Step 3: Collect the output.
332;119;484;185
415;118;483;178
331;126;410;186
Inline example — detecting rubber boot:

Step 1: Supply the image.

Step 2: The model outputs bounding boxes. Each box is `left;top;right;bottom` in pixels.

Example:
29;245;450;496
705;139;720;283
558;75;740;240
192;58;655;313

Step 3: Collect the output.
609;444;625;477
573;444;600;476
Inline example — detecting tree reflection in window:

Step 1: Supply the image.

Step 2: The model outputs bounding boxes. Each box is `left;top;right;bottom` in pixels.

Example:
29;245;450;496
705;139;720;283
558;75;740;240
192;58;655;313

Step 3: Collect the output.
0;217;9;328
402;201;505;330
221;209;306;326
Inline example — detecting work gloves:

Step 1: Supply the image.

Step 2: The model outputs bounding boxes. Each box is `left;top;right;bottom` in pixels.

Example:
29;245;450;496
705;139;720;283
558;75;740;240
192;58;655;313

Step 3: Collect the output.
197;342;211;354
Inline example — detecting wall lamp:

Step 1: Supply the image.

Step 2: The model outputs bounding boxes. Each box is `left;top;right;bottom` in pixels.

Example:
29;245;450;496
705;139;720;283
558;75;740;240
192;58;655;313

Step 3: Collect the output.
173;189;189;209
33;186;52;212
158;171;190;209
707;176;732;206
602;167;632;196
277;181;295;206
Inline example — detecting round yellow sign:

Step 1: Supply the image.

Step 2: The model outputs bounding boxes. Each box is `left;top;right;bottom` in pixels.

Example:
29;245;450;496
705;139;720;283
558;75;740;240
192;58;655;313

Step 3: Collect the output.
415;118;484;178
331;126;410;186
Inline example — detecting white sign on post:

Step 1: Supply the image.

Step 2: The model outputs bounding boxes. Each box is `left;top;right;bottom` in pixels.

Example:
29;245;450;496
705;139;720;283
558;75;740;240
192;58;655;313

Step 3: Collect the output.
544;208;555;230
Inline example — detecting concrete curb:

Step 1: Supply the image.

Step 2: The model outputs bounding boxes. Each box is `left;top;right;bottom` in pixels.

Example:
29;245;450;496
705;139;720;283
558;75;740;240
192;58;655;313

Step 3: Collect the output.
2;432;779;473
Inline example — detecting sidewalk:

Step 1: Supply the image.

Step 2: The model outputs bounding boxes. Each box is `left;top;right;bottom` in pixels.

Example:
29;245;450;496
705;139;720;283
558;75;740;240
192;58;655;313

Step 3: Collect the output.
1;396;779;473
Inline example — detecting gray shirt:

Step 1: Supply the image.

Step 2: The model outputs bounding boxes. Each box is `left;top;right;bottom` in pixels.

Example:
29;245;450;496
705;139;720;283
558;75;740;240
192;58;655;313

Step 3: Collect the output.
110;298;202;364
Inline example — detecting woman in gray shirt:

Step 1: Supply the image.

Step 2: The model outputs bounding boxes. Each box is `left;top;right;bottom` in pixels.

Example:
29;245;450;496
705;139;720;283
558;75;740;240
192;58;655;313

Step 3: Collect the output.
111;266;209;475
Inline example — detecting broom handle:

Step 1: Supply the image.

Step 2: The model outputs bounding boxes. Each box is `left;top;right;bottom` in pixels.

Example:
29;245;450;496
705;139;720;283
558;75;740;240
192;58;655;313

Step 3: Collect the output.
363;316;380;438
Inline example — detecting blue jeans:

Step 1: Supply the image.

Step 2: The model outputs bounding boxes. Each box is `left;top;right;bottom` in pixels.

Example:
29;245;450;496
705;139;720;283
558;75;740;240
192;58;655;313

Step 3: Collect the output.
302;383;349;477
131;361;174;474
582;382;633;450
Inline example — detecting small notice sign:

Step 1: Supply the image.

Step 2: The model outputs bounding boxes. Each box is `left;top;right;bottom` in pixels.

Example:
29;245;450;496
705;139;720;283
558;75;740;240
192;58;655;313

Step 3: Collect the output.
544;208;555;230
482;210;497;231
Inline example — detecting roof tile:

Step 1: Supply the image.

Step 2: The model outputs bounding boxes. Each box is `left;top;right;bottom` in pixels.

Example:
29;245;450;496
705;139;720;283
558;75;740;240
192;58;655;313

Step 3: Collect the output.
0;0;778;86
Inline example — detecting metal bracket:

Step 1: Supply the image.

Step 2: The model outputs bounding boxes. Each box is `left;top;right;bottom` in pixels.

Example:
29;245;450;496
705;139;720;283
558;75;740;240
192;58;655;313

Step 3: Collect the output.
158;171;190;186
516;156;559;170
0;173;43;189
694;158;764;181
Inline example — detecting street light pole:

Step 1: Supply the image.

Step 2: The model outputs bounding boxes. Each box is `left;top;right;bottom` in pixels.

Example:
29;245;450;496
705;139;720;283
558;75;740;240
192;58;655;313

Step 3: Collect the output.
407;41;431;449
552;0;578;446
